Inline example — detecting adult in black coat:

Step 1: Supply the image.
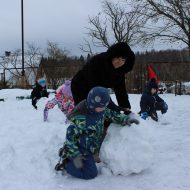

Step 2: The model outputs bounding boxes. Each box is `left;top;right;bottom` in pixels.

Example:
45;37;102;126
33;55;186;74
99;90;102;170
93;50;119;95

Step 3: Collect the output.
139;78;168;121
31;79;49;109
71;42;135;113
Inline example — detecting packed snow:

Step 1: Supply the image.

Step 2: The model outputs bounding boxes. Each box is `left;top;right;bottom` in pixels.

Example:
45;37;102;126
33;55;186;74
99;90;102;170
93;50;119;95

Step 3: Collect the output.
0;89;190;190
100;121;153;176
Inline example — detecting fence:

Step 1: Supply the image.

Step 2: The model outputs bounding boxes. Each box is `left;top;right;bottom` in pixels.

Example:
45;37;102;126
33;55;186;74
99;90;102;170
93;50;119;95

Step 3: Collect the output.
0;64;81;89
0;67;39;89
1;64;190;95
125;72;190;95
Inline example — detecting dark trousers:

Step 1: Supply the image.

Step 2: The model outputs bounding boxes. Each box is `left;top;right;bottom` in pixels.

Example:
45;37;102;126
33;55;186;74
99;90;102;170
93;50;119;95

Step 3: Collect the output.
155;101;166;113
149;102;166;121
65;154;98;180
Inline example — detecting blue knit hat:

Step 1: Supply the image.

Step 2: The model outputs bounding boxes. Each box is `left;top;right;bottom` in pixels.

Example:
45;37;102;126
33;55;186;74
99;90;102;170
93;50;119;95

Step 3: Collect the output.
37;78;46;86
87;87;110;113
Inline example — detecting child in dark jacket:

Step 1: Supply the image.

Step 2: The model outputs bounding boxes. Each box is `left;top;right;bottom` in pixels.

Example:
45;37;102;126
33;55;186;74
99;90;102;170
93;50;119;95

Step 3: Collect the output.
139;78;168;121
31;78;49;109
56;86;139;180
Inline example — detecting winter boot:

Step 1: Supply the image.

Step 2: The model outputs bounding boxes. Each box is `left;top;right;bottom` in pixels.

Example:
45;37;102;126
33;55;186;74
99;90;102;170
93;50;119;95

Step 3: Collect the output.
55;158;67;171
55;146;68;171
150;112;158;122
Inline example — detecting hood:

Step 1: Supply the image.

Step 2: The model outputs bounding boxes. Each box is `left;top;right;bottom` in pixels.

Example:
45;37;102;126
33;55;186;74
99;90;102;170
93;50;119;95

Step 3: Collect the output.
106;42;135;73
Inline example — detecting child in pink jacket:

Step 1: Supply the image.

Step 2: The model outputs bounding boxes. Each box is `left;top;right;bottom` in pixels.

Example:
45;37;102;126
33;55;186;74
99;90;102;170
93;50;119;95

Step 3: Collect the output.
44;80;74;121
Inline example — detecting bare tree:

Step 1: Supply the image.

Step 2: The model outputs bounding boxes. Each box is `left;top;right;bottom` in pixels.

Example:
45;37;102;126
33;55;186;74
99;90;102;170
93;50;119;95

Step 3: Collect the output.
0;49;23;86
46;41;68;60
79;38;94;55
0;43;42;87
25;43;42;83
80;0;147;54
134;0;190;55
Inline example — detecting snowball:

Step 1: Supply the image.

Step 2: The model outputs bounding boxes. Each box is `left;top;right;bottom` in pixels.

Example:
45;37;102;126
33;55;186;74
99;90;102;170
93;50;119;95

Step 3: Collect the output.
100;123;153;176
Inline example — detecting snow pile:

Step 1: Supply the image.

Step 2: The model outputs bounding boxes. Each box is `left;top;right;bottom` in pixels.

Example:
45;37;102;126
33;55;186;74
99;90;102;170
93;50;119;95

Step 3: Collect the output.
100;121;153;176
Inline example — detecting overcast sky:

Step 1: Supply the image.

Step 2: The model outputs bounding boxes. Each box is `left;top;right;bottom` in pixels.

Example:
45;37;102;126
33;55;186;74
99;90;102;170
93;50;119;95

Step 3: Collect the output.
0;0;105;56
0;0;185;57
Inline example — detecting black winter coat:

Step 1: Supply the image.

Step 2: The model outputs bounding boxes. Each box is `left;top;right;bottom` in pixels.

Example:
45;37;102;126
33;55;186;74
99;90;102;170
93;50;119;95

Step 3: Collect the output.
31;82;48;100
71;51;135;109
140;87;164;114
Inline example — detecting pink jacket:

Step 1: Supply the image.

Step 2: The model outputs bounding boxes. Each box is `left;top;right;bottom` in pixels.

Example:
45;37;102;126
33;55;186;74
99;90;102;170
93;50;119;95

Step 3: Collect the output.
45;84;74;115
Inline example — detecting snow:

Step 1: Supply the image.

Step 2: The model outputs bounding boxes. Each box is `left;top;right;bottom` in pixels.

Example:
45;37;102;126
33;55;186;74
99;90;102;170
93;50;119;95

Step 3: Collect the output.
0;89;190;190
100;121;153;176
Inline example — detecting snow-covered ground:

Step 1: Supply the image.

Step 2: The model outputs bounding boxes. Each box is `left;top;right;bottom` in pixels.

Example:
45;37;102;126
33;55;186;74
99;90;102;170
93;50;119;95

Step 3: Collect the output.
0;89;190;190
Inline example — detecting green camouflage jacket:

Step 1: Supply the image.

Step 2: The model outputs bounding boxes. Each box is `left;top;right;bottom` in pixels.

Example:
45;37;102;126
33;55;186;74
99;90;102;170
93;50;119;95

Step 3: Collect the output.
65;100;129;158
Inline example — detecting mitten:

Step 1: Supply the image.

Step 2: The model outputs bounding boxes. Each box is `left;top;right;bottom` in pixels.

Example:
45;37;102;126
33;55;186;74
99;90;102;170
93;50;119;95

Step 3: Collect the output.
161;102;168;114
73;155;85;169
141;112;148;120
125;118;140;126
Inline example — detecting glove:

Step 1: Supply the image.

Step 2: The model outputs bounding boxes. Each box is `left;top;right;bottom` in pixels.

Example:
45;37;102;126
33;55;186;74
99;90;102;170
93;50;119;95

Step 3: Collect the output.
161;102;168;114
124;112;140;126
73;155;85;169
126;118;140;126
141;112;148;120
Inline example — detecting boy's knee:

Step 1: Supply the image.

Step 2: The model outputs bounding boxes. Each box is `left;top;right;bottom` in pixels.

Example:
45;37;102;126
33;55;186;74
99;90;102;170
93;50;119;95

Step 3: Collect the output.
65;159;98;180
159;102;168;114
83;168;98;180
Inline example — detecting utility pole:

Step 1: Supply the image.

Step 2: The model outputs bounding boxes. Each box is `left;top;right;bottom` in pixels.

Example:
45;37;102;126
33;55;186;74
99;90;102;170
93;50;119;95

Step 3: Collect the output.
21;0;26;88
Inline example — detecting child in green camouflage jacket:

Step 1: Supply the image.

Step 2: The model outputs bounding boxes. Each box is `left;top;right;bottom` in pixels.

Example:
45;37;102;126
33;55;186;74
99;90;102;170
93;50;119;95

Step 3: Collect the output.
56;86;139;179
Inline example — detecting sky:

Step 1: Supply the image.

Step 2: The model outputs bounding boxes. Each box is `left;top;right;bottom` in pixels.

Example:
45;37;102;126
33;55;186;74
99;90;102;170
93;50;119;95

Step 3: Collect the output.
0;0;104;56
0;0;186;57
0;89;190;190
